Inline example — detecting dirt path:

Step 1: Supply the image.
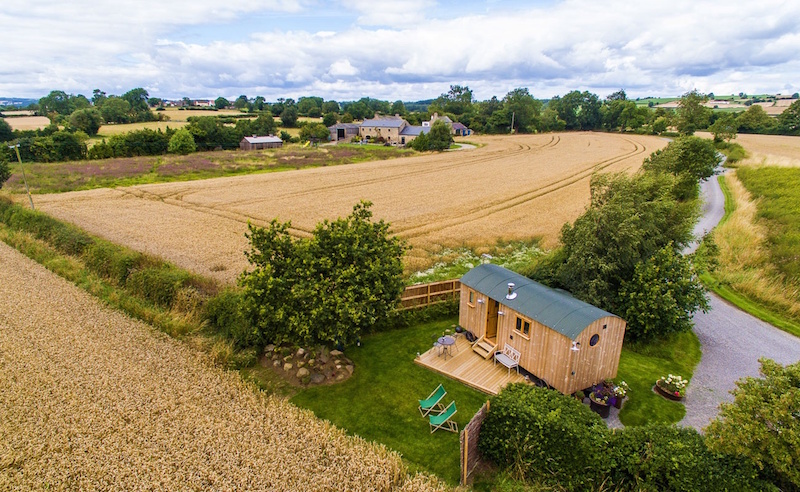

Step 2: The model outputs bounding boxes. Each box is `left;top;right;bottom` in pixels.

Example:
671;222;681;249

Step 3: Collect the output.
0;242;438;491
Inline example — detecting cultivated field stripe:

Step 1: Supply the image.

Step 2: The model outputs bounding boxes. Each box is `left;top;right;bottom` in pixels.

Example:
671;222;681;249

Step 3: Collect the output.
0;242;445;491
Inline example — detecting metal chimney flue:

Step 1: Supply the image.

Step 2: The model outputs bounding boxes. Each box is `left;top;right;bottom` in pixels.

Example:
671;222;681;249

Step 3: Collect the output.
506;282;517;300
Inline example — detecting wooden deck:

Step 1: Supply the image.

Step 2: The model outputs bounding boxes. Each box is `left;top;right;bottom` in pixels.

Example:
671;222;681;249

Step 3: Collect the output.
414;335;527;395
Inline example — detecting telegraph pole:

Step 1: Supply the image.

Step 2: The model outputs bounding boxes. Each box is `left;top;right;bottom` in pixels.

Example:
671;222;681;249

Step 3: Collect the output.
9;144;34;210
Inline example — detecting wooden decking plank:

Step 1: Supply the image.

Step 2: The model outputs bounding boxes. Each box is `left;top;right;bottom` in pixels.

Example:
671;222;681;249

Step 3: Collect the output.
414;336;526;395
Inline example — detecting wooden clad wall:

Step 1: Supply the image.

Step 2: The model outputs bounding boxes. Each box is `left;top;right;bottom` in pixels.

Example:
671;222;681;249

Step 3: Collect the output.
460;287;626;395
458;288;486;337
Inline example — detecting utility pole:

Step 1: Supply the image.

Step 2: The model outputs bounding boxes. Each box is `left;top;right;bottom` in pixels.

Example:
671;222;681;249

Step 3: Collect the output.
9;144;34;210
510;111;515;134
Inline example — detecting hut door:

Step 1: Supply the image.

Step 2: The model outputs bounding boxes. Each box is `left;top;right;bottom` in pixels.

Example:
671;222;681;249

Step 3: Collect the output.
486;300;499;341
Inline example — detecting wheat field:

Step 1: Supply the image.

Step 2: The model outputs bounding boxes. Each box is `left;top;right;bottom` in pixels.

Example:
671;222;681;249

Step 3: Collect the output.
0;241;446;491
31;132;667;281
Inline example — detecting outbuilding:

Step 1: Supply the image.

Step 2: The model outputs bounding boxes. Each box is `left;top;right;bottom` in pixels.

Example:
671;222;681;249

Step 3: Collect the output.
240;135;283;150
458;264;626;395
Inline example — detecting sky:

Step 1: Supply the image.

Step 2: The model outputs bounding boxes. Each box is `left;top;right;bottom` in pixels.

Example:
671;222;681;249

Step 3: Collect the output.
3;0;799;102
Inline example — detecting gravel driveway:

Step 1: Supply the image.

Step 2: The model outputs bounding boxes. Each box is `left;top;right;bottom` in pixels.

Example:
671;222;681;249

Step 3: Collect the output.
679;170;800;430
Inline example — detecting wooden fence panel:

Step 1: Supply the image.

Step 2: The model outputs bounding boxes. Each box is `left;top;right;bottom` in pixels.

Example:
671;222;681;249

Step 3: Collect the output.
460;400;490;486
399;279;460;310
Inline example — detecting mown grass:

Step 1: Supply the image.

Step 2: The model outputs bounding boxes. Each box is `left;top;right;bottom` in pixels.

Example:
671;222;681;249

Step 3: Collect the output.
4;144;414;194
697;172;800;338
616;331;702;426
291;317;487;485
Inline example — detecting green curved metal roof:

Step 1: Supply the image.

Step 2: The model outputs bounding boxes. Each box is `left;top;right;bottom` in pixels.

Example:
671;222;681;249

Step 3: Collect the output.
460;264;619;340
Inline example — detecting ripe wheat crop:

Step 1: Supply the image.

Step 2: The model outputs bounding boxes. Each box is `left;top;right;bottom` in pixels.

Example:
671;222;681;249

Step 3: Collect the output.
31;132;666;282
0;242;445;491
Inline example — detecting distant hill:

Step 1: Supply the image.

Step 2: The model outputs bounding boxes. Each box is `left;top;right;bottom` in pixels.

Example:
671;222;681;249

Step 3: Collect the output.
0;97;38;109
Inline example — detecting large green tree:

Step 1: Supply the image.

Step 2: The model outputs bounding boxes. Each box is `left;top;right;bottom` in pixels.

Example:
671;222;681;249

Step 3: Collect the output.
299;123;330;142
240;201;406;347
676;90;712;135
69;108;104;136
736;105;775;133
214;97;230;110
705;359;800;490
280;105;299;127
100;97;132;124
553;171;701;342
0;118;13;142
708;113;738;142
642;136;719;200
167;128;196;155
777;99;800;135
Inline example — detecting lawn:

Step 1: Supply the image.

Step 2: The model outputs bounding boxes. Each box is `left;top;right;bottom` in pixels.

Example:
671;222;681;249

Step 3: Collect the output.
291;317;487;484
616;330;702;426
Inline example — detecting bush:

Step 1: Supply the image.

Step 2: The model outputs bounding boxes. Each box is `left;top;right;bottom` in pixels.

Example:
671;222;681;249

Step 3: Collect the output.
83;241;142;285
204;289;255;348
478;384;610;490
168;128;196;155
1;205;94;256
607;425;765;491
126;267;190;308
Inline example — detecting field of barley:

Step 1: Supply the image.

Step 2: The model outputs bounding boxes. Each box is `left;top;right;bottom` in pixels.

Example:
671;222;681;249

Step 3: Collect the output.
28;132;667;281
0;241;445;491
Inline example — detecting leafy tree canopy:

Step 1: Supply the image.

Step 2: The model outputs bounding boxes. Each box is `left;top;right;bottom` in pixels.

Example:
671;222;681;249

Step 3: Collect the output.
705;358;800;490
239;201;406;348
69;108;104;136
676;89;712;135
167;128;196;155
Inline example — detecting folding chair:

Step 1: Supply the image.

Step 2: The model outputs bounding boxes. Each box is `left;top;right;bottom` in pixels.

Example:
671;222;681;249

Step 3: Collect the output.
418;384;446;417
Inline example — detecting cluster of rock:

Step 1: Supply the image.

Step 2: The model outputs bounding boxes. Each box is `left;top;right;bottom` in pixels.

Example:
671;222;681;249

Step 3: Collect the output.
263;344;354;386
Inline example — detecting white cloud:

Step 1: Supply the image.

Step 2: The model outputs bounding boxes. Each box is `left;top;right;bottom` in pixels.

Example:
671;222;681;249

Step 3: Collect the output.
2;0;799;100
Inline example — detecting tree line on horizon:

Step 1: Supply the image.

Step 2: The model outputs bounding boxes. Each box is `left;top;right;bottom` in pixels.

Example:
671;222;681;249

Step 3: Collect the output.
1;85;799;167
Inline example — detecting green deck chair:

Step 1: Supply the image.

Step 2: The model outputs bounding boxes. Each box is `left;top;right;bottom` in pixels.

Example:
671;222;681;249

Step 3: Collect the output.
429;401;458;433
418;384;446;417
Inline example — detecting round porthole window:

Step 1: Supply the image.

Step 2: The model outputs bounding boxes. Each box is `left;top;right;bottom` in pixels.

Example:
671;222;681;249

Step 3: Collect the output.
589;334;600;346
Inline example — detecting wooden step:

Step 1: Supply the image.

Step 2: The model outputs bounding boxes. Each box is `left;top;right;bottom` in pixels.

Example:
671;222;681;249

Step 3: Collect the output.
472;340;496;359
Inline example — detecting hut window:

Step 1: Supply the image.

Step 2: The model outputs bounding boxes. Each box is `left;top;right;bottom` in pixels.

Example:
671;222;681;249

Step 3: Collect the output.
590;334;600;346
515;317;530;337
468;290;475;306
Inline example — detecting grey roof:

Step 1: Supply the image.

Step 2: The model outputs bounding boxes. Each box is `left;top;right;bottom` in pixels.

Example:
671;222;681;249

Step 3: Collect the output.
243;135;282;144
451;122;468;131
460;264;618;340
399;125;431;136
361;118;406;129
328;123;360;130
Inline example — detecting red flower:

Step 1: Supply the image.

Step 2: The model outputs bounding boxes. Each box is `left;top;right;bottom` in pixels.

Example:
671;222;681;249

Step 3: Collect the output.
674;391;680;396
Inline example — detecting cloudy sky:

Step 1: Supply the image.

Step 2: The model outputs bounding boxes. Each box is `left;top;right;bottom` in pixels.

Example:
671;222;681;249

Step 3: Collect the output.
3;0;799;102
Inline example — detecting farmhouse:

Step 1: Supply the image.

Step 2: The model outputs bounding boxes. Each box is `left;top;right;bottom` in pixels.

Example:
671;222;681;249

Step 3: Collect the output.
350;112;470;146
240;135;283;150
458;264;625;395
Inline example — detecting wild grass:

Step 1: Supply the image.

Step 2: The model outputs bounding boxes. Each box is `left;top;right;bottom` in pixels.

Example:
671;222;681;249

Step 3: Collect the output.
3;145;414;194
700;173;800;337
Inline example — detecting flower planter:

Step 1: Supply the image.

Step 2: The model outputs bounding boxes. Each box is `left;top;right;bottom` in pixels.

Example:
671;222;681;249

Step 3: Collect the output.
655;379;684;401
589;395;611;418
613;396;624;409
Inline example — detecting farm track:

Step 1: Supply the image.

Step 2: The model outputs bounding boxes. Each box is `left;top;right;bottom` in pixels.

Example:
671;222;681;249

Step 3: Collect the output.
30;132;667;282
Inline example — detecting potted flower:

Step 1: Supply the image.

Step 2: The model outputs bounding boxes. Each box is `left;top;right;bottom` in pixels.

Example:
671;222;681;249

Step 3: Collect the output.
612;381;629;409
588;380;616;418
655;374;688;401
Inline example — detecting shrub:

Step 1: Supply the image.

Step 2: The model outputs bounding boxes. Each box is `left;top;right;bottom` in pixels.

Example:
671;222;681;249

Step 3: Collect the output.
204;289;255;348
478;384;610;490
126;267;189;308
607;425;764;491
82;241;141;285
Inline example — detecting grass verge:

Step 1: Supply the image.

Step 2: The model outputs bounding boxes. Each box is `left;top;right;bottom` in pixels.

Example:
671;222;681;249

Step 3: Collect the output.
696;173;800;338
291;317;487;485
616;330;702;426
